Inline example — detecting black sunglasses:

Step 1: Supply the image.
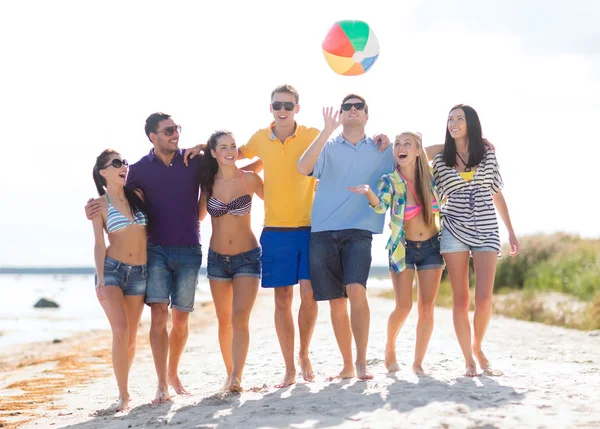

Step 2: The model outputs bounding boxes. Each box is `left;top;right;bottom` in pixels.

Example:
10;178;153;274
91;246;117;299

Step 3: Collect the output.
341;102;366;111
102;159;128;169
271;101;296;112
156;125;182;137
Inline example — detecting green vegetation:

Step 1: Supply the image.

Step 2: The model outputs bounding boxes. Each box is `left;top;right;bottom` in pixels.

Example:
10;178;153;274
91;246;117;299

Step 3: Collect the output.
377;233;600;330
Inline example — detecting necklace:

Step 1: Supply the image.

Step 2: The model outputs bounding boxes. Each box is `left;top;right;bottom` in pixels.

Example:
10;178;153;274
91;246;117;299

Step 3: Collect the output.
456;152;471;172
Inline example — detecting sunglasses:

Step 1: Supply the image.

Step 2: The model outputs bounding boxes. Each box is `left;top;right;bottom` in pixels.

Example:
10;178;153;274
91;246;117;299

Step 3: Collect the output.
341;102;366;111
102;159;129;169
156;125;182;137
271;101;296;112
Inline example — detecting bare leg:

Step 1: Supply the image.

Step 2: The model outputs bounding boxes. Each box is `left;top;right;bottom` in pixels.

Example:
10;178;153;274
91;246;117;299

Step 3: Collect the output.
472;252;501;375
123;295;145;372
227;276;259;392
444;251;477;377
99;286;131;411
273;286;296;388
209;280;233;384
346;284;373;380
167;309;191;395
413;268;443;375
149;303;171;403
327;297;355;380
298;280;317;382
385;270;414;372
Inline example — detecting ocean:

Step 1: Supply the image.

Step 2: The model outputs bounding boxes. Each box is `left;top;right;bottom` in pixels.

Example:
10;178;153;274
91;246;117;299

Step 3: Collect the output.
0;271;392;348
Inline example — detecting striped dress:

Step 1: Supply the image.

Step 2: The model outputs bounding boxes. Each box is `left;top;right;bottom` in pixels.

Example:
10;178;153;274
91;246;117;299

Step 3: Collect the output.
432;150;503;252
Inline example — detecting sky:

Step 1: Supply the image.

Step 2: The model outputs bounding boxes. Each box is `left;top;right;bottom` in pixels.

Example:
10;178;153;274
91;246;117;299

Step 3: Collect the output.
1;0;599;267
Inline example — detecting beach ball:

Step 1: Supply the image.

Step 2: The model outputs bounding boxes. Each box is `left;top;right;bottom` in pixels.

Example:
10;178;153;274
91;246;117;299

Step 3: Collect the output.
322;20;380;76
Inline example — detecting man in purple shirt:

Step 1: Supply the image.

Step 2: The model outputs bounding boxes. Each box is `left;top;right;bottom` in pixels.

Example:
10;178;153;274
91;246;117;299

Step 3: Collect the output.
86;113;203;404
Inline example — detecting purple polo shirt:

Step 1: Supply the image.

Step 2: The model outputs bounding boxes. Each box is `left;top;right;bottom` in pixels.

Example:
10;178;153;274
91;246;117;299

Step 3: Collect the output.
126;148;201;246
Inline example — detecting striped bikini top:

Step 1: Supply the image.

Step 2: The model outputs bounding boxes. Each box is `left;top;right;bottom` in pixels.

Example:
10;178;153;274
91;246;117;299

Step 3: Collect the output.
206;170;252;218
106;194;148;233
402;174;439;221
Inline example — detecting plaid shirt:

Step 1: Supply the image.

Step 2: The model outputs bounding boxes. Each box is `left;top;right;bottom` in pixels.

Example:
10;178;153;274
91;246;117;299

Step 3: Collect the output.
371;169;441;273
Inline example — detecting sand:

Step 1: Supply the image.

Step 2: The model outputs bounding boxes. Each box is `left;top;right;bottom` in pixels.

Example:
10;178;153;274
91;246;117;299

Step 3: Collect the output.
1;288;599;429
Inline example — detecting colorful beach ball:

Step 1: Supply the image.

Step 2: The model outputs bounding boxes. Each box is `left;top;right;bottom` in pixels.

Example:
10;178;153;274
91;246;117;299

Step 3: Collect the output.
322;20;380;76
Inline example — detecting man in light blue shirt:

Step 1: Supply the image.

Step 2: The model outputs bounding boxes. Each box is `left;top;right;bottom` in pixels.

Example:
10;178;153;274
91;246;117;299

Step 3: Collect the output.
298;94;394;381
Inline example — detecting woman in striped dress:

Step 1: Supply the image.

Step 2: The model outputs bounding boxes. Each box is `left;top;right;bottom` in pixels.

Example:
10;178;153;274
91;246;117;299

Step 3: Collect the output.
198;130;264;392
432;104;520;377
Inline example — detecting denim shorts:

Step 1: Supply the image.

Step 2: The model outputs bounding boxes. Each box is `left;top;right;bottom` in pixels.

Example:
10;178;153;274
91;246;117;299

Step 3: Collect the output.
146;243;202;313
402;233;445;271
260;227;310;287
309;229;373;301
207;247;262;281
439;227;497;254
95;256;147;296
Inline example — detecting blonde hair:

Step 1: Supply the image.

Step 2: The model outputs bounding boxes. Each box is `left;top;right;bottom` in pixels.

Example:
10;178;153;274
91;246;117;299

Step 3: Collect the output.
396;132;435;227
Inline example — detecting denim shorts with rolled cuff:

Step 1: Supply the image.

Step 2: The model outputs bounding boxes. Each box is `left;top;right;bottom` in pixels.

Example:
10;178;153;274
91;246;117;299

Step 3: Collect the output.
207;247;262;281
401;232;445;271
439;227;497;254
309;229;373;301
95;256;147;296
146;243;202;313
260;227;311;288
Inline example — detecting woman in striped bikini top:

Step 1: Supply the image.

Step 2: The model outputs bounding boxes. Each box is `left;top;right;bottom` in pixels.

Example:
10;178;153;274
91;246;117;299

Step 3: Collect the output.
198;130;264;392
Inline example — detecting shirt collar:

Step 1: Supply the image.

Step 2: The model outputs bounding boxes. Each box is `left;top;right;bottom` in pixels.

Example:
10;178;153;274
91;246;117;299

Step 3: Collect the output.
148;148;183;162
269;121;298;141
334;133;371;147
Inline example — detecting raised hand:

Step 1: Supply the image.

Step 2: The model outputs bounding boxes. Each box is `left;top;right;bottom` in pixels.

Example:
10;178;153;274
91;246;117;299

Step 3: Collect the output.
323;107;341;133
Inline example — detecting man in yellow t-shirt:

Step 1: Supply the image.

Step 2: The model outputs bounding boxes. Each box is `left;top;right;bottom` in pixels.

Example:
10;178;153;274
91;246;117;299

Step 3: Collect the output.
237;84;319;388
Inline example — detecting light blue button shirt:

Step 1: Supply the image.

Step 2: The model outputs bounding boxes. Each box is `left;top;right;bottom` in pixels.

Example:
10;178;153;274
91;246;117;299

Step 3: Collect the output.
309;134;395;233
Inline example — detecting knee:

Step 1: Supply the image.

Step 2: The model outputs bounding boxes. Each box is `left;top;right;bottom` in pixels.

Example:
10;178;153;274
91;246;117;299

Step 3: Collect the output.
171;315;189;334
299;285;315;303
231;310;250;330
113;321;129;342
274;288;293;309
346;284;367;302
151;305;169;329
475;292;493;310
418;301;435;319
394;301;413;318
452;293;470;312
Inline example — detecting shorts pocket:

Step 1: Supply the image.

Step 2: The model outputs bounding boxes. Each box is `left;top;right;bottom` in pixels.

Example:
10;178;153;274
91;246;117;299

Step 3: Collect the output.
243;248;262;263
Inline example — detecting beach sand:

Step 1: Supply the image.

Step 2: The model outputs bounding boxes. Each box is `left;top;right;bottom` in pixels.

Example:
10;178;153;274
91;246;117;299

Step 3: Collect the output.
1;288;599;429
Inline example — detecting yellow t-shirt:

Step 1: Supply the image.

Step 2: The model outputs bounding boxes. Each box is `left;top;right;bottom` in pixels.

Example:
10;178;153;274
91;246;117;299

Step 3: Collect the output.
239;123;319;227
459;170;476;181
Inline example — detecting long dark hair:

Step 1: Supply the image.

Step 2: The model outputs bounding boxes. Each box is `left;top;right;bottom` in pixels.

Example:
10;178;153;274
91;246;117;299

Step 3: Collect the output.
92;149;146;217
442;104;485;168
198;130;233;198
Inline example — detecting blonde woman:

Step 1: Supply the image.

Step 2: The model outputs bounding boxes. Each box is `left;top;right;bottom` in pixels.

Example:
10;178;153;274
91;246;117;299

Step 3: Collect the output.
349;132;443;375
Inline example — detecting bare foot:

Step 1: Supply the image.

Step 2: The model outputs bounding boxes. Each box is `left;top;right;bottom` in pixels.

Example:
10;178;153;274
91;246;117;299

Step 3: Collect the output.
384;349;399;372
299;356;315;382
356;362;373;381
168;374;190;396
227;377;243;392
473;348;503;376
152;386;172;404
115;395;130;412
412;363;425;376
464;363;478;377
221;376;231;392
274;371;297;388
326;365;355;381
